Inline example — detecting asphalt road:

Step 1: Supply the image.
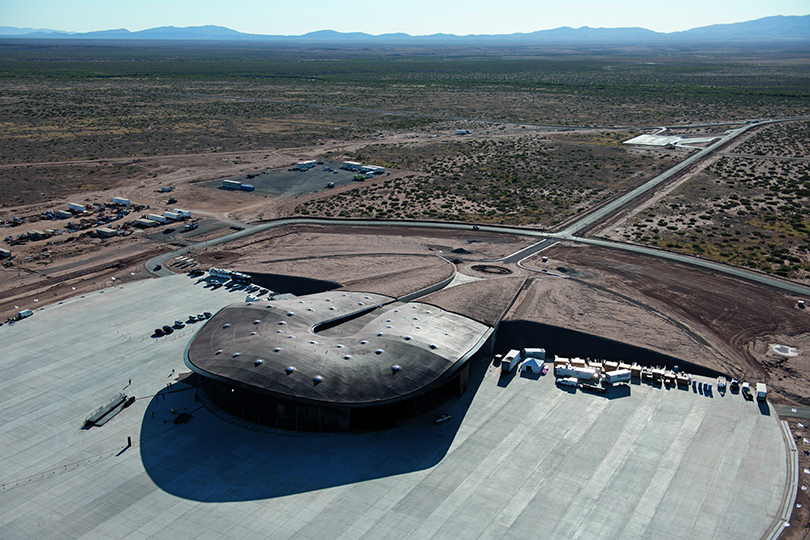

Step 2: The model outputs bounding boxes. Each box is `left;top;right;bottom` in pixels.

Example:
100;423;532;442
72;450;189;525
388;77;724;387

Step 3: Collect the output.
775;405;810;420
147;116;810;299
558;124;754;238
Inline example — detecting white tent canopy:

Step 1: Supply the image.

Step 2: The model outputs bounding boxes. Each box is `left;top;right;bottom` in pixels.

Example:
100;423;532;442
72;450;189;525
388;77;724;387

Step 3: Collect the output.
521;358;545;373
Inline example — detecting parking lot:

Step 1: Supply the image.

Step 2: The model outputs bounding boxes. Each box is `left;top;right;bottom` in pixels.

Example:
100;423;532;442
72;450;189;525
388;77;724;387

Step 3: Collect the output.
0;274;791;540
204;160;376;199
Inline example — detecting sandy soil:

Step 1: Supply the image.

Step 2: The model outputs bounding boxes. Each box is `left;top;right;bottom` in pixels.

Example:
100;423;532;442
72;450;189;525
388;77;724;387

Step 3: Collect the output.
521;242;810;404
4;130;810;410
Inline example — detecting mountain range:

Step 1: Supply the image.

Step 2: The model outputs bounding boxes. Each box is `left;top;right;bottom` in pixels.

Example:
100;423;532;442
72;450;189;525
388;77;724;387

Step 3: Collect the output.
1;15;808;43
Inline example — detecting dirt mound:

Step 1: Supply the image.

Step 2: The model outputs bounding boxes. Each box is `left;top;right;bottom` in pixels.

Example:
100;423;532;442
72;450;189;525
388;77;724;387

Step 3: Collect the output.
193;251;242;266
471;265;512;275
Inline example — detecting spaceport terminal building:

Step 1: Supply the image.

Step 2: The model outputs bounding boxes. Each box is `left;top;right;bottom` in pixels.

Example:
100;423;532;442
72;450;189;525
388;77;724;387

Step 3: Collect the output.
185;291;493;432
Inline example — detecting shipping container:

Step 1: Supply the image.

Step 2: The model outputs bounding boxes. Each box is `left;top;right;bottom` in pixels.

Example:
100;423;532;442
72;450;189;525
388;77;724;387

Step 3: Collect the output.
501;349;522;372
523;348;546;360
554;365;599;381
604;369;632;384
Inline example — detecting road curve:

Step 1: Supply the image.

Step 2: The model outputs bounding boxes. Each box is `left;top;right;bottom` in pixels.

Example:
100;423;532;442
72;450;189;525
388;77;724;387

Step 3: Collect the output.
147;116;810;299
147;216;810;298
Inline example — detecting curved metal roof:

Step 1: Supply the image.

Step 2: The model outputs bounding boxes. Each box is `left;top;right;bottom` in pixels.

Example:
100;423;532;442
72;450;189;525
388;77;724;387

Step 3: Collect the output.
185;291;492;406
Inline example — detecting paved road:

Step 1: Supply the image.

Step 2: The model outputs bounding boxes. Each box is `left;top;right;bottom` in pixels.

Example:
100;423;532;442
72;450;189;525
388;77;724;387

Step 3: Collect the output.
776;405;810;420
147;215;810;298
148;116;810;299
558;124;755;238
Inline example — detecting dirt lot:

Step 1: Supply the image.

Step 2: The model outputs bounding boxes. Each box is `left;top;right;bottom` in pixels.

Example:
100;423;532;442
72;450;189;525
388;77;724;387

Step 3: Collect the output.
521;242;810;405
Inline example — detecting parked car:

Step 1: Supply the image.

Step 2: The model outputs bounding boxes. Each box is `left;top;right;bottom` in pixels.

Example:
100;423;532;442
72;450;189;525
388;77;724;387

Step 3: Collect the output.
163;227;175;234
435;413;452;424
154;328;165;336
196;313;206;321
162;325;174;334
174;320;185;328
189;269;205;277
203;312;212;319
188;314;197;322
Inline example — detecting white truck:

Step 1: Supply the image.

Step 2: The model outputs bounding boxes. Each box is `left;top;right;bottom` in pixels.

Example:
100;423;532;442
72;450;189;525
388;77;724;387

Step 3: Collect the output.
604;369;632;385
756;383;768;401
501;349;522;372
554;364;599;381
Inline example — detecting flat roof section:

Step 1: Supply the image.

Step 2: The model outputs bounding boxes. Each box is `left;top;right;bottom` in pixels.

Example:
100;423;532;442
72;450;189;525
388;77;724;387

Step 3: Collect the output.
185;291;492;405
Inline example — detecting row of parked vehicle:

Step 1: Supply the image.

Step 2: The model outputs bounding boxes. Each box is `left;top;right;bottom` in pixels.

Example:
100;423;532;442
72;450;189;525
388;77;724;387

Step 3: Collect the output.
153;312;212;336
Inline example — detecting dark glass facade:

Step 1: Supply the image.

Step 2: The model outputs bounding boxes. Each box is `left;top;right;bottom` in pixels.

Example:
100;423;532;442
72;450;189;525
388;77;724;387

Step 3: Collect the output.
200;361;469;433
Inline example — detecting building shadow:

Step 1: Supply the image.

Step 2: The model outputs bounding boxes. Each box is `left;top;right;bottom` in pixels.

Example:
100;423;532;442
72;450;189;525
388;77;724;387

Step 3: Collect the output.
248;272;340;296
604;385;632;400
518;369;541;381
497;367;518;387
138;354;488;502
759;400;771;416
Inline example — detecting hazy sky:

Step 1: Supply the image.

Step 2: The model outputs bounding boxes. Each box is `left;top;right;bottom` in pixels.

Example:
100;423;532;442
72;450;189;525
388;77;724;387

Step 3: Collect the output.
2;0;808;35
